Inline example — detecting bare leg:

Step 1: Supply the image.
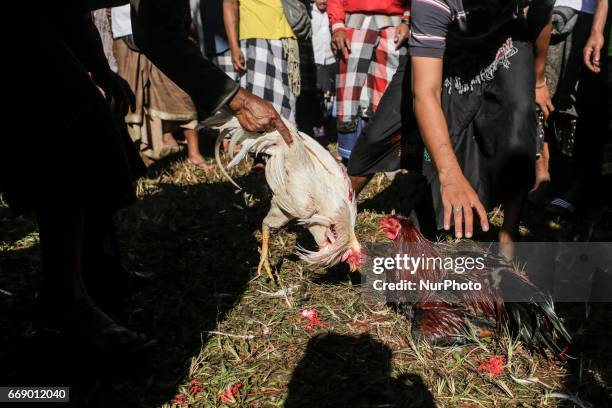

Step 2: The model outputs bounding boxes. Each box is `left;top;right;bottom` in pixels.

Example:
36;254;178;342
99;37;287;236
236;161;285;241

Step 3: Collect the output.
257;225;274;281
498;194;525;259
184;128;215;171
350;175;373;197
532;142;551;191
162;132;180;150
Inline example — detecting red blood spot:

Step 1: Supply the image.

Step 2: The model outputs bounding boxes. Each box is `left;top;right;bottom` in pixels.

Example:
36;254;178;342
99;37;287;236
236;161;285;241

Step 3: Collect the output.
299;308;326;331
477;355;506;377
220;383;243;403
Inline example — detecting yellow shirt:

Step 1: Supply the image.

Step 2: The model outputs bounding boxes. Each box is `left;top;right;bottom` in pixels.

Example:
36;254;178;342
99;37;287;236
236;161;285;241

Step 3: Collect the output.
239;0;295;40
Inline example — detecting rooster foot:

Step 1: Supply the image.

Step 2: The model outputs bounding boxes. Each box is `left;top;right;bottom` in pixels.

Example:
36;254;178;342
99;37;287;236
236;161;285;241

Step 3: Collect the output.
257;227;274;281
257;250;274;281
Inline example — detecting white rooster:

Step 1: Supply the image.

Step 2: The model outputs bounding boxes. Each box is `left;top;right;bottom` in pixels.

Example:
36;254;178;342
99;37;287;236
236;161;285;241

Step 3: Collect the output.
206;112;363;280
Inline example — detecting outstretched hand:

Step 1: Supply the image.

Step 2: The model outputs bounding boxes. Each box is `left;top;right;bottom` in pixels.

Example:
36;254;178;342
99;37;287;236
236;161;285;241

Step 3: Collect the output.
439;170;489;239
228;88;293;145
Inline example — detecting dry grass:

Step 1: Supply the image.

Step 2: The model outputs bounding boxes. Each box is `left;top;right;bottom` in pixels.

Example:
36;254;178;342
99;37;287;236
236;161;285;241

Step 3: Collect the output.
1;149;610;408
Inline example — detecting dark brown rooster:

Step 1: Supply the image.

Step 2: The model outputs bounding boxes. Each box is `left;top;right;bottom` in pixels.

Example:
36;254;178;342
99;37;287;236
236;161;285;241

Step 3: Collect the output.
379;215;571;352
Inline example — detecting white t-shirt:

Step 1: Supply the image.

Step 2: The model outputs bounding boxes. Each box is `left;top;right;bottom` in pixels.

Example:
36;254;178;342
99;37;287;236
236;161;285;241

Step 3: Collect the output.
311;5;335;65
555;0;596;14
111;5;133;39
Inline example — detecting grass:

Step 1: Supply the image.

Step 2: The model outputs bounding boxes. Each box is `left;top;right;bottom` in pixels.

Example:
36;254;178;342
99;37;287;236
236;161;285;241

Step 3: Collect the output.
1;146;611;408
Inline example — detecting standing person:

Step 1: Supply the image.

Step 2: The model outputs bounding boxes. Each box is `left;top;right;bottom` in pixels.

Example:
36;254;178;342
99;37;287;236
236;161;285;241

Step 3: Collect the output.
223;0;300;122
111;4;213;170
328;0;410;161
129;0;292;145
192;0;239;81
3;3;154;354
542;0;609;213
311;0;338;144
408;0;554;242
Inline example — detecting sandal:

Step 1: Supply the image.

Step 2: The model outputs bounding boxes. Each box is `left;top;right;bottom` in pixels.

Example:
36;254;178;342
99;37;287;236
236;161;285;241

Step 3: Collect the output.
546;197;576;215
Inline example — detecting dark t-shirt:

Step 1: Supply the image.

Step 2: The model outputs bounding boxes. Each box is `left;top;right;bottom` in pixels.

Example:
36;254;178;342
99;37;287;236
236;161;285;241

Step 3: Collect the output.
408;0;553;58
408;0;466;58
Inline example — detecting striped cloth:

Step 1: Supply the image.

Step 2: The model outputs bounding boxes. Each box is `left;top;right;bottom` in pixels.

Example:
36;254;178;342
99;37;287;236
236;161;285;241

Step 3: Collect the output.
335;14;405;127
408;0;465;59
210;49;239;82
239;38;296;122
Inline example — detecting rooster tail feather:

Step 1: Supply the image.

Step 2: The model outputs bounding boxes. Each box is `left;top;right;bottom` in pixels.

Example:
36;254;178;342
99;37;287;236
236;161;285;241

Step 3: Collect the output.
207;113;288;189
504;296;571;354
214;125;242;190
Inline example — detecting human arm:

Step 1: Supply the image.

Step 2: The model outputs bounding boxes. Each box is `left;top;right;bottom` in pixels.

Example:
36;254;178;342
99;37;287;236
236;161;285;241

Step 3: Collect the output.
527;0;555;119
223;0;246;72
411;57;489;238
584;0;608;73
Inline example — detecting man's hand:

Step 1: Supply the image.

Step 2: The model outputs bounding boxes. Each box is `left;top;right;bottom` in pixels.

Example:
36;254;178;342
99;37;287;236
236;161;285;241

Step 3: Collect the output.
584;31;604;73
93;70;136;117
332;29;351;60
439;169;489;239
228;88;293;145
231;46;246;73
394;23;410;50
535;82;554;120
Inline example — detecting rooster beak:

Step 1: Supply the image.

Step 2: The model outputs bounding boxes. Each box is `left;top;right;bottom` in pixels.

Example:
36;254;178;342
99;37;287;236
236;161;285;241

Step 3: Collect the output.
349;263;358;273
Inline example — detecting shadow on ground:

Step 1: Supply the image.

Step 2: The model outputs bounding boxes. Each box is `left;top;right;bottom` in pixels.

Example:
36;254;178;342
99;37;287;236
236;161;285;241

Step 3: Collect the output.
284;332;435;408
0;167;271;407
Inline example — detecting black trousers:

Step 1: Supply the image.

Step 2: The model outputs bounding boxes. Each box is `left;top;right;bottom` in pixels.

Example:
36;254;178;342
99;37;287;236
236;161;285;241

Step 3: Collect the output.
347;55;415;177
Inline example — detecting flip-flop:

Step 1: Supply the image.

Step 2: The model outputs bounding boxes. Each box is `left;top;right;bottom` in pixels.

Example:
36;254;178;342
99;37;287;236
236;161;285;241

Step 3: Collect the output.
546;197;576;215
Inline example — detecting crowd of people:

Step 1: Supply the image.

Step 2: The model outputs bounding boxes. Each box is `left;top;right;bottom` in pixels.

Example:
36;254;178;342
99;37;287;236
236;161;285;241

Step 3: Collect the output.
2;0;610;359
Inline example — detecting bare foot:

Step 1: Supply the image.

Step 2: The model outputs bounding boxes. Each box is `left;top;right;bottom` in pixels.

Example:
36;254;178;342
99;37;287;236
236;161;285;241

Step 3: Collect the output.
163;132;180;150
187;155;216;172
159;133;181;157
498;229;516;260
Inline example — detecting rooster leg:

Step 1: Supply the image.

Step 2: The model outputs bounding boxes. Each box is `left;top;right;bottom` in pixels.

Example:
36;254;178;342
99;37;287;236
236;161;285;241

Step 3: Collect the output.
257;225;274;280
257;204;291;280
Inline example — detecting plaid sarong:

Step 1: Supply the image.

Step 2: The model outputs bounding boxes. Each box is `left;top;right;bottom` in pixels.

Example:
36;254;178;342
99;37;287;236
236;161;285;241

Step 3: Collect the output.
336;15;405;127
239;38;296;121
210;48;239;82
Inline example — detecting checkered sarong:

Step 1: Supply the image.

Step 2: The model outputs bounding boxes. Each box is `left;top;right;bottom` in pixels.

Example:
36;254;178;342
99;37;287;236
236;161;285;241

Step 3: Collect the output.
210;48;239;82
239;38;296;121
336;16;404;126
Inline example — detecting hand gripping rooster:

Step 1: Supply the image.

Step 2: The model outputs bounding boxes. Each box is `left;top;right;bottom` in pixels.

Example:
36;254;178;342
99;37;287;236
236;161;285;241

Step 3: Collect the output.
379;215;572;352
206;112;363;280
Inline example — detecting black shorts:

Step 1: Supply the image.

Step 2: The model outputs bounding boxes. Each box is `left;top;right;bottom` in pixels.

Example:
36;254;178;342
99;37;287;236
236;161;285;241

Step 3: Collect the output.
347;56;420;177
